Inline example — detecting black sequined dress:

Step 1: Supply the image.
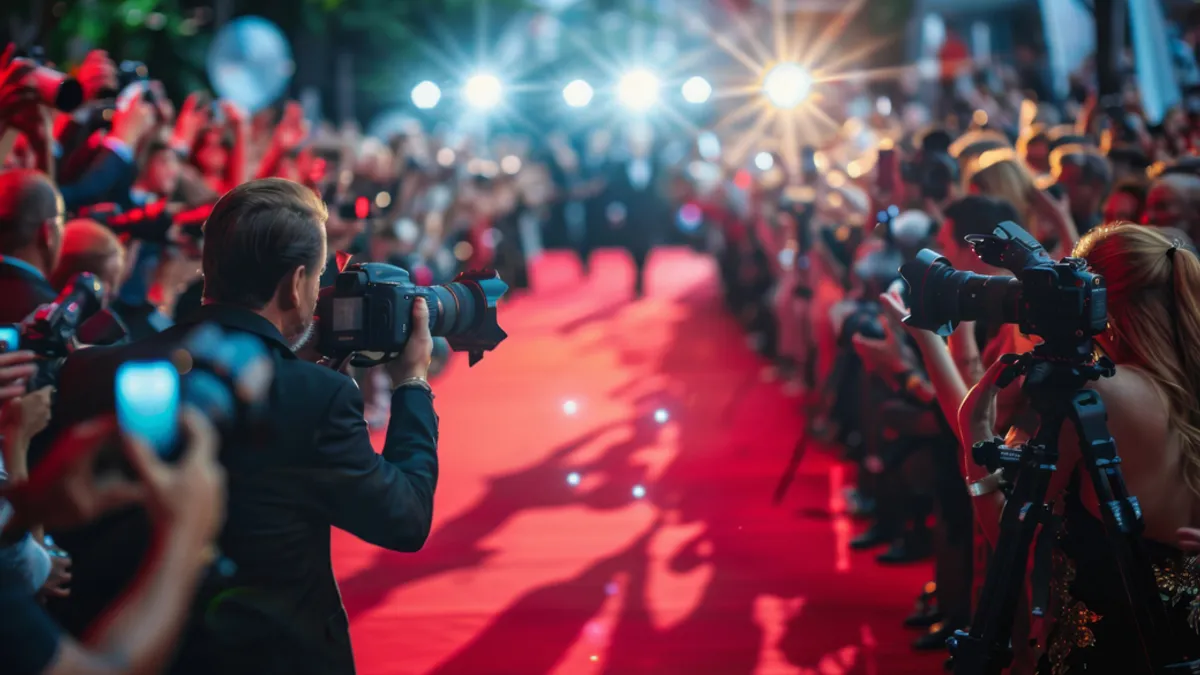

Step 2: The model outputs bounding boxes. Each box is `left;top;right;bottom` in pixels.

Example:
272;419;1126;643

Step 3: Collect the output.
1037;478;1200;674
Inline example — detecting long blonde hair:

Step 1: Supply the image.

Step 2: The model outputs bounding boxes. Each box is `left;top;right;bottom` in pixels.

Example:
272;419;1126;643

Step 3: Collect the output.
1074;223;1200;497
965;148;1040;234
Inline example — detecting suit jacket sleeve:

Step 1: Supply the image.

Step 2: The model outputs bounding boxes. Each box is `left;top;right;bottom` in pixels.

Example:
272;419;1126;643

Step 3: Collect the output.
311;378;439;552
58;148;137;211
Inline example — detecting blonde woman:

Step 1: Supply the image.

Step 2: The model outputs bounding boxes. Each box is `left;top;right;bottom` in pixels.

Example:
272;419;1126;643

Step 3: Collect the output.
959;224;1200;673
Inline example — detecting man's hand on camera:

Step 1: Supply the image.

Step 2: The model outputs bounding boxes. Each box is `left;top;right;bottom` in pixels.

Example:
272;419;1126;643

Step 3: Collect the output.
124;408;226;547
0;350;37;401
396;297;433;382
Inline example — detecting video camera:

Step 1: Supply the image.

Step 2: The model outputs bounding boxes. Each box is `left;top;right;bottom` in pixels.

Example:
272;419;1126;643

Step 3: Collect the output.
899;220;1107;361
112;323;273;462
316;262;509;368
10;46;83;112
0;273;121;390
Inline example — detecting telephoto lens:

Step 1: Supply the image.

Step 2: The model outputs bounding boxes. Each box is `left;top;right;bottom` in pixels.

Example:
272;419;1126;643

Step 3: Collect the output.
16;58;84;112
898;249;1021;337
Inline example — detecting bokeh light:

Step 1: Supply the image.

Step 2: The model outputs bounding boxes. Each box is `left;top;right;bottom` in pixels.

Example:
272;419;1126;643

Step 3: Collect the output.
762;62;812;110
464;73;503;110
562;79;594;108
411;81;441;110
681;76;713;104
617;69;660;112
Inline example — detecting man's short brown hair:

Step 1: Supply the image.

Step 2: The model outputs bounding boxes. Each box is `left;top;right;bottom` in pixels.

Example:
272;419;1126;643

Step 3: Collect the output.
201;178;327;309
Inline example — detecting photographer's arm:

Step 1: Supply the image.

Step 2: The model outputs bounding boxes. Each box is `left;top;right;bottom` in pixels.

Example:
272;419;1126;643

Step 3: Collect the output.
311;379;438;552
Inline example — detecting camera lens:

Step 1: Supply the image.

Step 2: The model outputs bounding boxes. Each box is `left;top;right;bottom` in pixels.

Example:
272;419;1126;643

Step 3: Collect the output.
428;283;477;336
899;249;1021;336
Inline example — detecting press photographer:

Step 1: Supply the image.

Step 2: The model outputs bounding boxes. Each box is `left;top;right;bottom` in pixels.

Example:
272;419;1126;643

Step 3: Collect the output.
901;222;1200;672
39;178;443;675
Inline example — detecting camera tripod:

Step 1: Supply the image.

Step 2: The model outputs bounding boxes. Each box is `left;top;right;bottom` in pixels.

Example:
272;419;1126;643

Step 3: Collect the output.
949;348;1200;675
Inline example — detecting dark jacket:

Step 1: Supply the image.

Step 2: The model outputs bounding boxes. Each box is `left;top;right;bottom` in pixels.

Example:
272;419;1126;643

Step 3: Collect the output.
0;261;57;324
42;303;439;675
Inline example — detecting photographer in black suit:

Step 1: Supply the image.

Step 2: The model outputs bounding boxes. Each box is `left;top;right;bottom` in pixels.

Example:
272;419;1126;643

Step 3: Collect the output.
40;178;439;675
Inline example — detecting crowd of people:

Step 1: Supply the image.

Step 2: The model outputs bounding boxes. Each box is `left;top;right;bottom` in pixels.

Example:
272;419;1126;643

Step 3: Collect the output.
5;14;1200;675
701;36;1200;674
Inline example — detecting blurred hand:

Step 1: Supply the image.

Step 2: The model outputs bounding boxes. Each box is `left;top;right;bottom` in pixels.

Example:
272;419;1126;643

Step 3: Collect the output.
0;350;37;401
77;50;117;101
1;385;53;440
1030;186;1072;228
879;287;921;338
111;88;156;147
2;417;145;531
395;297;433;381
220;100;246;127
851;319;909;377
0;44;38;120
274;101;309;150
124;408;225;546
39;550;71;599
172;93;210;147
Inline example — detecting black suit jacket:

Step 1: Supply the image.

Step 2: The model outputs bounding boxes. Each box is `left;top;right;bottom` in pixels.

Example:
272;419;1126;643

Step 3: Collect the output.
0;263;57;324
42;304;439;675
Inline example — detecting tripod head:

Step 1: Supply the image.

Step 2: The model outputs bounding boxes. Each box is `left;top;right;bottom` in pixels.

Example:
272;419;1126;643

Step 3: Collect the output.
970;348;1115;483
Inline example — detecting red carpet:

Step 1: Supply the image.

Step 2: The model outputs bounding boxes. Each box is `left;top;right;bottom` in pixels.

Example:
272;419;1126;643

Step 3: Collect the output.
333;248;942;675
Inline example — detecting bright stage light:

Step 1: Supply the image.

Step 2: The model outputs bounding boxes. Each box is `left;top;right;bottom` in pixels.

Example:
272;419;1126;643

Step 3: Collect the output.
762;63;812;110
681;76;712;104
464;73;503;110
617;69;660;112
754;152;775;171
411;81;441;110
562;79;594;108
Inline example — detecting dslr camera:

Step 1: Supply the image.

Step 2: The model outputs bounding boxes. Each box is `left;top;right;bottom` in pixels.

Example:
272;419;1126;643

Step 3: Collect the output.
0;274;120;390
11;46;83;112
899;220;1106;360
317;263;508;367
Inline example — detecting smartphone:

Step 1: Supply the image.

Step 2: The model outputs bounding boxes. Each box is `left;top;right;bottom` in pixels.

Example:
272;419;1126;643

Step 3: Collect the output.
115;361;180;457
0;325;19;353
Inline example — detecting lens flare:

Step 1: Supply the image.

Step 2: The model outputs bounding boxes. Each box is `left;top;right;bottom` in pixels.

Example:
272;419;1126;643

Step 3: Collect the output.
762;63;812;110
617;69;660;112
464;73;503;110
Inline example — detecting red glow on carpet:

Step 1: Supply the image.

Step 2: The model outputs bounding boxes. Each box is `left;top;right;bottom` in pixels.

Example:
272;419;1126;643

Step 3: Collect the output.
334;249;940;674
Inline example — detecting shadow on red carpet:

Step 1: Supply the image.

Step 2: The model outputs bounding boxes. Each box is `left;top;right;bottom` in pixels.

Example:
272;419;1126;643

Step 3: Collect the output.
332;248;942;675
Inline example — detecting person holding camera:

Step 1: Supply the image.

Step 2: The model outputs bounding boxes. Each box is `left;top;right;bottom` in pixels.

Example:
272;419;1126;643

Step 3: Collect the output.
956;224;1200;672
1;410;224;675
41;177;439;675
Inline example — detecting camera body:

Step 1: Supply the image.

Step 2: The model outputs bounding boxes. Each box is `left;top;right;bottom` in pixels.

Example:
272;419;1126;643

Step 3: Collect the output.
900;221;1107;360
0;274;108;391
316;263;508;367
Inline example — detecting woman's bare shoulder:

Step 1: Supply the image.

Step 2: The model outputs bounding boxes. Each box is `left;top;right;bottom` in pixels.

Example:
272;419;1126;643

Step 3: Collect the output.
1089;365;1172;432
